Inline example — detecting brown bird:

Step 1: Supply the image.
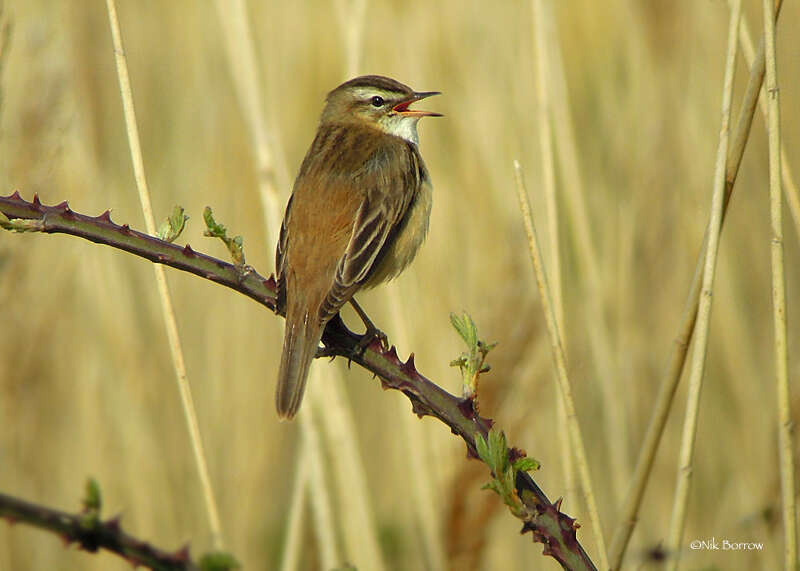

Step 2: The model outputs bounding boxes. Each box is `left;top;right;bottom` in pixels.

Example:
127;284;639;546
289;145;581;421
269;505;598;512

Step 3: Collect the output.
275;75;441;419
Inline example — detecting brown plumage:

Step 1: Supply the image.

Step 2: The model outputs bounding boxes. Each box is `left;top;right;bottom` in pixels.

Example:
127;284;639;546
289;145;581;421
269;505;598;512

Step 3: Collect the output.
275;75;440;419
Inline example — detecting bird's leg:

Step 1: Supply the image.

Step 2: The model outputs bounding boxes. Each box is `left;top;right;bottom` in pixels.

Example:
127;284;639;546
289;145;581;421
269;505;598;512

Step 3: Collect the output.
349;298;389;352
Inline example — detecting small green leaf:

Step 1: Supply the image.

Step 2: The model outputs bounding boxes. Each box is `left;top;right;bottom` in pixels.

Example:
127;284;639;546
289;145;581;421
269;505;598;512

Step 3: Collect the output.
474;432;490;465
450;312;497;398
199;551;241;571
156;205;189;243
503;469;516;494
450;312;479;348
83;478;102;513
203;207;246;266
203;206;225;237
481;480;502;495
489;429;508;474
79;478;102;531
476;430;540;523
512;457;541;473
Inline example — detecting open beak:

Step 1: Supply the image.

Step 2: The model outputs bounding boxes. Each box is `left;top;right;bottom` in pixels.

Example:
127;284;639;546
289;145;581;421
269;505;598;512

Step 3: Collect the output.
393;91;443;117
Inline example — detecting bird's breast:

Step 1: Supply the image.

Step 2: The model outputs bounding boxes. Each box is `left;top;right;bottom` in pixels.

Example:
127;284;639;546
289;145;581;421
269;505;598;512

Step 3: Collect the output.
362;176;432;288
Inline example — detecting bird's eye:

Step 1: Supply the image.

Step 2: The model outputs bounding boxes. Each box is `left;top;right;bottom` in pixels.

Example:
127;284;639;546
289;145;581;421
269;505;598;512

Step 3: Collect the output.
370;95;385;107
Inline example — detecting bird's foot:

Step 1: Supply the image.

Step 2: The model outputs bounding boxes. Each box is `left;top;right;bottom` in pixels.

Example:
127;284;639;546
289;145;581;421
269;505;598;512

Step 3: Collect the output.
349;298;389;354
357;324;388;355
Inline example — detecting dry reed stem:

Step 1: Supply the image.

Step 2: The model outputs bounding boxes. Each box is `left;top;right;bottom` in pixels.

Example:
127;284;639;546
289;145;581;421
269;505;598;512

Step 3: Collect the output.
513;161;608;570
0;3;9;117
733;2;800;247
311;369;387;571
104;0;224;550
384;281;447;570
213;0;287;246
387;287;447;571
299;403;341;569
532;0;575;501
665;3;741;567
278;455;308;571
211;2;318;565
542;2;630;500
334;0;367;87
761;0;796;567
608;2;784;566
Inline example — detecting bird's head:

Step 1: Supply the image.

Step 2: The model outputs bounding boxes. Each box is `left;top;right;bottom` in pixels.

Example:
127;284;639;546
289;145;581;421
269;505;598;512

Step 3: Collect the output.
321;75;441;144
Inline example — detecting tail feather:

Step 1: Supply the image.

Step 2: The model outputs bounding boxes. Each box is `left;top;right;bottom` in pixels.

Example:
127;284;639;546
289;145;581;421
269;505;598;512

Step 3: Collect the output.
276;310;323;419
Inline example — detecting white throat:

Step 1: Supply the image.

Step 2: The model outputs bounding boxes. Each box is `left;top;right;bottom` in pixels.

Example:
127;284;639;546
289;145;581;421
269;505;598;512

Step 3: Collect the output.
385;117;421;145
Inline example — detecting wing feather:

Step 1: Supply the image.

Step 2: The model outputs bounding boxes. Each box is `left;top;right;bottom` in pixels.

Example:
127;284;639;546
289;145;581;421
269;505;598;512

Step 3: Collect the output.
318;141;419;323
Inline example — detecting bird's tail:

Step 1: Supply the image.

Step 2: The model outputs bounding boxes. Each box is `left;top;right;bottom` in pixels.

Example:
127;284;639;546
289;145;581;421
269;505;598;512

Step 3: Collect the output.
276;307;323;420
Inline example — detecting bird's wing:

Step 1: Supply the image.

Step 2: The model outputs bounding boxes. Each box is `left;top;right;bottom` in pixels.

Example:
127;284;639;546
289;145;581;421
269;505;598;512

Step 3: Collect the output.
275;193;294;315
318;141;420;323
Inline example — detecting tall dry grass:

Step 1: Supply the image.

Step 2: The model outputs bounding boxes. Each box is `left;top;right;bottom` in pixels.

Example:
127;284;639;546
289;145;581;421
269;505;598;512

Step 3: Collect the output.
0;1;798;569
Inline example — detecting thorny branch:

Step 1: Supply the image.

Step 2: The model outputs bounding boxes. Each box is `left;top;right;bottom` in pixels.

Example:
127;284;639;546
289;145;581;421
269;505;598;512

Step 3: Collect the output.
0;485;237;570
0;191;595;570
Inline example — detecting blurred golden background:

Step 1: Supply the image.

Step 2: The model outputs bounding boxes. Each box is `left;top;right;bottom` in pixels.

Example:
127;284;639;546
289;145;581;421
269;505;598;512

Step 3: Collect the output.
1;0;798;569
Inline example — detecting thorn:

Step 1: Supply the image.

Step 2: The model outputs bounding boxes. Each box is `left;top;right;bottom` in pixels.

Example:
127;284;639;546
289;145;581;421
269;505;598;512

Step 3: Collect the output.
553;497;563;512
105;515;122;533
181;244;195;256
403;352;416;373
520;521;535;535
121;224;131;233
9;190;22;200
457;397;475;418
55;200;69;210
32;194;41;206
386;345;399;361
410;399;429;419
98;210;113;223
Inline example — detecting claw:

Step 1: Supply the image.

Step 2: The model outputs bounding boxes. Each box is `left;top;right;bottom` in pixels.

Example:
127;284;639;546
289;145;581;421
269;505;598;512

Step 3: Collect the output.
358;326;388;354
